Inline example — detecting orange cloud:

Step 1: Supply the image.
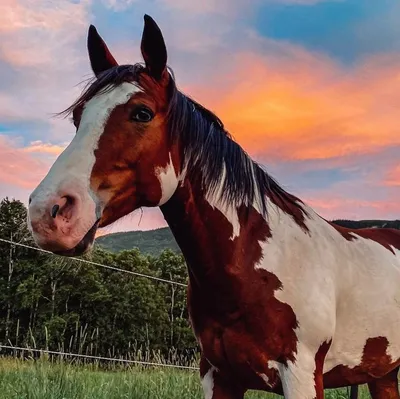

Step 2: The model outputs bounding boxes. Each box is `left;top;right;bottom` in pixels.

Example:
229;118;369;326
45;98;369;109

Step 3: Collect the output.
0;136;52;189
22;141;66;156
385;165;400;187
186;48;400;162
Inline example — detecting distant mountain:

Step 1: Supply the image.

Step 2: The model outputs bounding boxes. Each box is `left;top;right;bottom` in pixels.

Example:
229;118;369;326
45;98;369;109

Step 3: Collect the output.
332;219;400;230
95;219;400;254
95;227;180;255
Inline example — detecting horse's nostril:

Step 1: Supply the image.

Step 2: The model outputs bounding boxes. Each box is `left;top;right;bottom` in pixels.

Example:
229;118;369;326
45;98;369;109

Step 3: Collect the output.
51;204;60;218
29;196;32;205
65;195;74;206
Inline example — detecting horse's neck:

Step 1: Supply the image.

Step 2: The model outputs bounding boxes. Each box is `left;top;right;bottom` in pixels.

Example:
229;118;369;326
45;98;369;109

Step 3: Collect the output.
160;175;280;289
160;159;321;287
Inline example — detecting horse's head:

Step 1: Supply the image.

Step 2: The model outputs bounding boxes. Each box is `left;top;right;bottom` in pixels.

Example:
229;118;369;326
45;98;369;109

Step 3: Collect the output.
28;15;180;256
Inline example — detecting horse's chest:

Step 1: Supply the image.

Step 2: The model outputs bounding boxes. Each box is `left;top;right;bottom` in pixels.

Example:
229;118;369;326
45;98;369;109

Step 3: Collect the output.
187;284;297;391
190;308;283;390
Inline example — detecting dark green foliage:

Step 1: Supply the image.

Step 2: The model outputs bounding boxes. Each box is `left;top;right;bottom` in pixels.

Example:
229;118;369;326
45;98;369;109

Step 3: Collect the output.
332;219;400;229
0;198;196;361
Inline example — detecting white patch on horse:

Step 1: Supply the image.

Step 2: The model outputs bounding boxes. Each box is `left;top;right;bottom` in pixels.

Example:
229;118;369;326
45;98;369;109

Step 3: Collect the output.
258;372;274;388
201;366;216;399
156;153;179;205
255;198;400;394
29;82;141;243
204;162;240;240
278;341;319;399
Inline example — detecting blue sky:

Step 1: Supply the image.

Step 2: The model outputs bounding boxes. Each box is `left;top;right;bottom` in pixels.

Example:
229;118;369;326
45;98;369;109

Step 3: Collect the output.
254;0;397;63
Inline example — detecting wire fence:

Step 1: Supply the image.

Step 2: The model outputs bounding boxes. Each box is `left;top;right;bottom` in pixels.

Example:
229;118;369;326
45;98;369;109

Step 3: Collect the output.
0;344;199;370
0;236;193;371
0;237;187;287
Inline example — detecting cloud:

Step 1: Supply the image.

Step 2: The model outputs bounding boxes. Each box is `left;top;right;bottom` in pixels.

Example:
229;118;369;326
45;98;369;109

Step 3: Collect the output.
0;135;54;191
182;45;400;163
385;165;400;187
22;141;66;156
0;0;92;144
0;0;90;67
305;196;400;221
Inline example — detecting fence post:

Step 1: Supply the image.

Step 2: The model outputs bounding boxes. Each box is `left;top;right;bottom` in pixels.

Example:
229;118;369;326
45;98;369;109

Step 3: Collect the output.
5;233;14;343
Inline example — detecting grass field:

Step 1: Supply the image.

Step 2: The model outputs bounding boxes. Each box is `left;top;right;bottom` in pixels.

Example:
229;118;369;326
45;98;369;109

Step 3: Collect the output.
0;357;371;398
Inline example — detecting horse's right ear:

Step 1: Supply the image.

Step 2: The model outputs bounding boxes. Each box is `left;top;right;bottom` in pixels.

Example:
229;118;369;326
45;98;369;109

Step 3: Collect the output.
87;25;118;77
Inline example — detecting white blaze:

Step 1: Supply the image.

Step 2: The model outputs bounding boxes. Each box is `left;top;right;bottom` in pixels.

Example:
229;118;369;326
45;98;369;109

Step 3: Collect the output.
29;82;141;242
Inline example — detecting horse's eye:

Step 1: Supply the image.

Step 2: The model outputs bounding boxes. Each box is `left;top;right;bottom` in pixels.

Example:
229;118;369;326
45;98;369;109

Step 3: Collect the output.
131;107;154;123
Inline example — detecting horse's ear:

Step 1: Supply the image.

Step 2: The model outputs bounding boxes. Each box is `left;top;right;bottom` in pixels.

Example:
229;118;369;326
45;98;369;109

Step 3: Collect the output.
87;25;118;77
140;15;167;81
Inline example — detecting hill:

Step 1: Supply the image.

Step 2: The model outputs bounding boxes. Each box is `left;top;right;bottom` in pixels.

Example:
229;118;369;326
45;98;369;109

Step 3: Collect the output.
95;227;180;255
332;219;400;230
95;219;400;254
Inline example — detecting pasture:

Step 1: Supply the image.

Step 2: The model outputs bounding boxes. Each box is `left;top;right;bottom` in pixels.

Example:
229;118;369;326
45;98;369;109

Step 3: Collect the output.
0;357;368;399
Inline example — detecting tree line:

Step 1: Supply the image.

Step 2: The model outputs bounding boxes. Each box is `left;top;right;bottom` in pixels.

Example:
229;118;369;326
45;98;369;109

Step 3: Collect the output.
0;198;197;363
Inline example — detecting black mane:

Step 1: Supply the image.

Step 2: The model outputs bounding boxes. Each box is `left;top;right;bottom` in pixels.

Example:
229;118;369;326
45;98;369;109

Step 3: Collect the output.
60;63;305;217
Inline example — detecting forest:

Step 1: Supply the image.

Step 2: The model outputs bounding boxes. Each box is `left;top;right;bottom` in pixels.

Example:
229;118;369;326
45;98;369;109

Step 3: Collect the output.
0;197;196;363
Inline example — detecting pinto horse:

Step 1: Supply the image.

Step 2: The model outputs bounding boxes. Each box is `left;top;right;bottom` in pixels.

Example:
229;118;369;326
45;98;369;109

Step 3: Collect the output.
27;14;400;399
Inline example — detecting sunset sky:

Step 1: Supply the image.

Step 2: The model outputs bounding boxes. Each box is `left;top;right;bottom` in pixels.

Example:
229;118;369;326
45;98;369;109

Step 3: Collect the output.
1;0;400;234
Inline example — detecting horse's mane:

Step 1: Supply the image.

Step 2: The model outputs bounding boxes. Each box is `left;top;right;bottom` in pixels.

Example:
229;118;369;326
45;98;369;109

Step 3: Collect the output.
59;63;305;217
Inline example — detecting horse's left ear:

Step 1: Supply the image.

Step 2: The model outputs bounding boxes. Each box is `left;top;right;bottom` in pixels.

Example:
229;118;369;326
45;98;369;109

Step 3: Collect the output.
140;14;167;81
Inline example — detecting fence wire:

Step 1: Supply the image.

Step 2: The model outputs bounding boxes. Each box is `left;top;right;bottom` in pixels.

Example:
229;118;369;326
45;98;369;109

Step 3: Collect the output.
0;344;199;370
0;237;187;287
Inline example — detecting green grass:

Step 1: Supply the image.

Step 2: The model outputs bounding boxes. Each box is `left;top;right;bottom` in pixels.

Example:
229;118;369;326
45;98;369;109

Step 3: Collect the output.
0;357;371;398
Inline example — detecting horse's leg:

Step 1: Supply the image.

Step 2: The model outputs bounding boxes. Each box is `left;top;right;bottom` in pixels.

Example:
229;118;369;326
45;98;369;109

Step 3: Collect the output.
367;367;400;399
278;343;330;399
349;385;358;399
200;356;245;399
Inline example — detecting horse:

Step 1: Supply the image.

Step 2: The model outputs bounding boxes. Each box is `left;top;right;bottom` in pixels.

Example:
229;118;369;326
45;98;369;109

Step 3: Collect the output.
27;14;400;399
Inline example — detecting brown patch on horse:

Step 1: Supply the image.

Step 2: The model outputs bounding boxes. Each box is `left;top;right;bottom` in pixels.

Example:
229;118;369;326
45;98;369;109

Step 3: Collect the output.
323;337;400;387
330;222;400;255
89;71;181;227
200;356;246;398
161;182;298;391
314;340;332;397
367;366;400;399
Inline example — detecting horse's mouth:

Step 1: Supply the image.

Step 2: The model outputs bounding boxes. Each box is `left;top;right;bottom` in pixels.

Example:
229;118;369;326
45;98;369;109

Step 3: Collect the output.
54;219;100;257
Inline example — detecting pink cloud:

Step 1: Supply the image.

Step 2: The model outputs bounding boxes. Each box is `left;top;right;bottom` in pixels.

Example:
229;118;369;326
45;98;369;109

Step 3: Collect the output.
0;0;90;67
0;135;53;191
306;196;400;221
384;165;400;187
22;141;66;156
0;0;92;142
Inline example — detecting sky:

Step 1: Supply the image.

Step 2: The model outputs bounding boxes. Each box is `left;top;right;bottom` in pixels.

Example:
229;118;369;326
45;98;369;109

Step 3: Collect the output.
1;0;400;235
